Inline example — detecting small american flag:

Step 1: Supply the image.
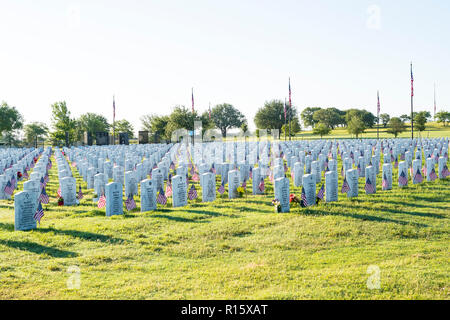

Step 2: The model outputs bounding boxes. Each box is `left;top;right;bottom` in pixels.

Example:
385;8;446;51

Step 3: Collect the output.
429;167;437;181
241;179;247;190
170;161;175;170
57;186;62;197
77;185;84;200
40;177;45;189
316;184;325;203
394;158;398;168
382;173;388;189
301;186;308;207
47;160;52;170
398;170;408;186
97;193;106;209
364;177;376;194
258;177;265;192
34;202;44;224
11;176;16;189
341;177;350;193
188;184;198;200
357;163;361;175
218;181;226;194
192;172;200;182
23;170;29;179
44;173;49;184
125;194;137;211
165;181;173;197
4;180;14;196
39;187;50;204
442;164;450;177
211;164;216;174
249;166;252;179
157;187;167;205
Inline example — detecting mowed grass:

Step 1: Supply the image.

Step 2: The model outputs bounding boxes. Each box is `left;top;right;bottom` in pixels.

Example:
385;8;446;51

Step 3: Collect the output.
0;152;449;300
296;122;450;139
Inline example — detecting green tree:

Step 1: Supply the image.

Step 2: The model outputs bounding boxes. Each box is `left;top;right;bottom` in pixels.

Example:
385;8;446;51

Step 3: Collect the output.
24;122;49;147
141;114;170;142
50;101;76;145
379;113;390;128
240;121;248;133
78;113;109;134
386;117;406;137
400;114;410;123
281;117;301;137
414;111;428;133
211;103;246;137
254;100;297;132
301;107;322;128
436;111;450;126
347;116;366;138
165;106;212;141
312;108;342;129
313;122;331;138
0;102;24;140
113;119;134;139
345;109;376;128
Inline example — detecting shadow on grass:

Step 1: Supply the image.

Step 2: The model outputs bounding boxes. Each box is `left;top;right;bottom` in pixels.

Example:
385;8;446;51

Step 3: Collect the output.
306;206;429;227
36;227;125;243
151;214;209;223
0;222;125;243
0;239;77;258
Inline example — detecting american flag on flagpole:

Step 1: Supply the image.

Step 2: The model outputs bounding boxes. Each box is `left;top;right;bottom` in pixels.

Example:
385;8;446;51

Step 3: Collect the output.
288;77;292;109
188;184;198;200
377;90;380;116
191;88;194;113
411;62;414;97
157;187;167;205
34;202;44;224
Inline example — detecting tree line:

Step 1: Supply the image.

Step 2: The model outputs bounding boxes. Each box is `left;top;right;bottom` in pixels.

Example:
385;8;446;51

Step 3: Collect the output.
0;99;449;147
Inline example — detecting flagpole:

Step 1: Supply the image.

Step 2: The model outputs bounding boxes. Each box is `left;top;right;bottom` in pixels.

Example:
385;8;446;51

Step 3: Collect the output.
410;62;414;140
113;95;115;145
288;77;292;141
377;90;380;140
284;98;287;141
434;83;436;120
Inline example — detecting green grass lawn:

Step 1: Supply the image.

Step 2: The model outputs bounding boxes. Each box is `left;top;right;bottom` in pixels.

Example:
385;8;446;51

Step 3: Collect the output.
0;152;449;300
294;122;450;140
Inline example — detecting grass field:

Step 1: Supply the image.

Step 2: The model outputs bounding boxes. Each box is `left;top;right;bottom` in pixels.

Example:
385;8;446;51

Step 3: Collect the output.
0;143;449;299
295;122;450;140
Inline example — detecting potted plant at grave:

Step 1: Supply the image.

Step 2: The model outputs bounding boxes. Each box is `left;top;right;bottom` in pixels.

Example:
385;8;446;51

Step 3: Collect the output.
17;171;22;181
236;186;245;198
57;197;64;206
272;199;281;213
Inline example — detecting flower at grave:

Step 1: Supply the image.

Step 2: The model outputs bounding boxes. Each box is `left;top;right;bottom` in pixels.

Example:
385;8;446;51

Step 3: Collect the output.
17;171;22;180
57;197;64;206
236;186;245;198
289;194;301;206
271;199;281;213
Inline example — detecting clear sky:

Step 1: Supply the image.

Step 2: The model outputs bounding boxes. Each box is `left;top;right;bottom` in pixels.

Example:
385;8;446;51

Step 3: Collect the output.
1;0;449;133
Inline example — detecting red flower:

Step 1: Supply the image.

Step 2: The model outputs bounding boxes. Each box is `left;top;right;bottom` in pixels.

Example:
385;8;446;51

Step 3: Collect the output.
290;194;300;204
